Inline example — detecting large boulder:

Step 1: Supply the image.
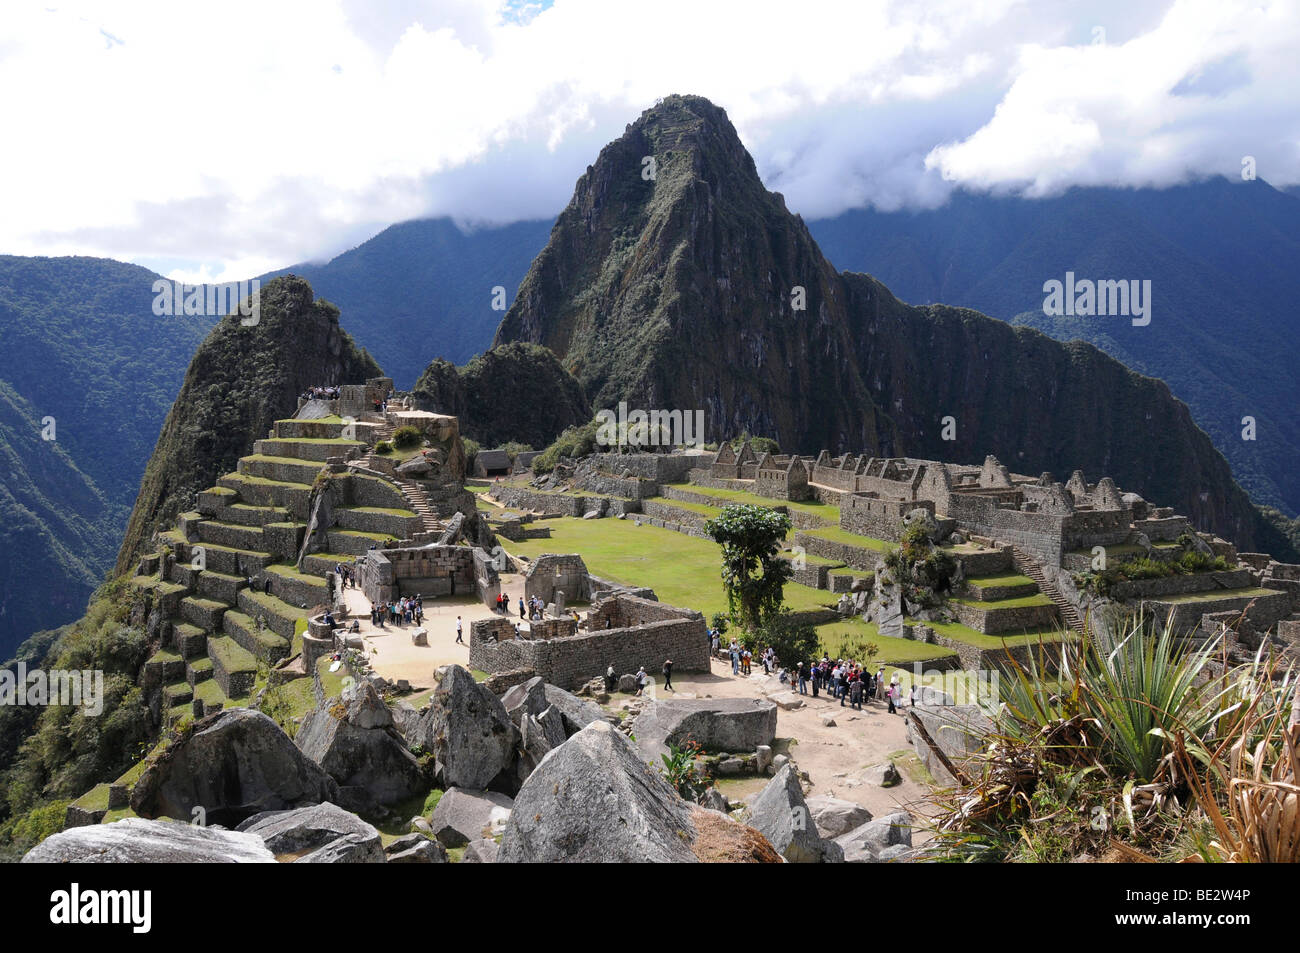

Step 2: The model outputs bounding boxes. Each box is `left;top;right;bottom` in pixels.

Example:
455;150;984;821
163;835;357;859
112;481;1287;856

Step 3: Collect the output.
904;704;993;786
411;666;519;791
236;802;382;861
501;676;548;723
835;811;914;863
542;683;606;737
429;787;514;848
806;795;872;839
631;697;777;760
22;818;275;863
747;764;840;863
498;721;779;863
130;708;339;826
296;683;426;808
293;833;386;863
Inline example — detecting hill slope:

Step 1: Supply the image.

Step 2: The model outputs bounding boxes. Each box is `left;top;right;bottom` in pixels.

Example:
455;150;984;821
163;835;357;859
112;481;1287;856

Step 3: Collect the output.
494;94;1286;554
0;257;214;657
113;275;381;575
808;181;1300;516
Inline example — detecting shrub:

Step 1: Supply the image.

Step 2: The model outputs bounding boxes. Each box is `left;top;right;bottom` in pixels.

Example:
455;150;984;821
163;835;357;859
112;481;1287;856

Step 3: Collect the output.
373;440;393;455
392;425;423;449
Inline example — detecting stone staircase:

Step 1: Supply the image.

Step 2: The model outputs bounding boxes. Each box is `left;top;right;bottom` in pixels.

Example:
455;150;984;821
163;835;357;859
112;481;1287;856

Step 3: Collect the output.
1012;546;1086;634
394;475;444;535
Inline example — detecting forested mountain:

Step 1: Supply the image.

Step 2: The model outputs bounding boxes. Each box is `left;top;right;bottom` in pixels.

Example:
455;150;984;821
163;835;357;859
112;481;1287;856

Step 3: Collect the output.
808;180;1300;517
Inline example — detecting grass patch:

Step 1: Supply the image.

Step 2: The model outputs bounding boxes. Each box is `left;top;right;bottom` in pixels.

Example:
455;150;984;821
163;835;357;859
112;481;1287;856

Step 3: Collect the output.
817;618;960;665
665;483;840;520
504;516;836;617
803;525;896;552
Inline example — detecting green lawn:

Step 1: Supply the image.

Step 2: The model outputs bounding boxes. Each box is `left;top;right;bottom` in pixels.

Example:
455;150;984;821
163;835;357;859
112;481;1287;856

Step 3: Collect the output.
966;573;1037;588
503;516;837;617
644;496;725;518
924;619;1067;649
950;593;1054;610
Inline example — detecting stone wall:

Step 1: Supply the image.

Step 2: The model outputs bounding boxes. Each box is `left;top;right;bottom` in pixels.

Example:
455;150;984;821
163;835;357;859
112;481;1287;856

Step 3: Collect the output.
840;495;930;541
524;553;590;605
358;544;496;605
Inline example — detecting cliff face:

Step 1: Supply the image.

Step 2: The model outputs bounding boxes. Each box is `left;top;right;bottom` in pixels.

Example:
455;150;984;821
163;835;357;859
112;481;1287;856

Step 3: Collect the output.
114;276;381;574
410;342;591;449
494;94;1270;548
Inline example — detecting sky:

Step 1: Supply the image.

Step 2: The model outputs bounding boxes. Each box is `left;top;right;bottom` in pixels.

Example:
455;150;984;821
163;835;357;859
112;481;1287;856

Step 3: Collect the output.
0;0;1297;283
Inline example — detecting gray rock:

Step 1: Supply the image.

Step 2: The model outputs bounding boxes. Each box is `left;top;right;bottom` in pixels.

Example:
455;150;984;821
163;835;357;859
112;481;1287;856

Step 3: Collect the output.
747;763;836;863
698;786;730;813
617;673;638;693
501;676;548;724
862;761;902;787
835;811;913;863
411;665;519;791
755;745;773;773
130;708;339;826
430;787;514;848
542;682;606;736
498;721;699;863
22;817;275;863
630;697;778;761
295;687;425;808
293;832;386;863
904;705;993;786
461;838;500;863
386;834;448;863
769;692;804;711
236;802;380;857
806;795;872;839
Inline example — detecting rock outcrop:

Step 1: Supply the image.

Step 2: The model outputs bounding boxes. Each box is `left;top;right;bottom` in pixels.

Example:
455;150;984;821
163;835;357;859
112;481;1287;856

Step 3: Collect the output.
630;696;777;760
236;801;383;862
429;787;514;848
130;708;339;826
411;666;519;792
22;817;275;863
296;682;426;808
747;763;842;863
497;721;779;863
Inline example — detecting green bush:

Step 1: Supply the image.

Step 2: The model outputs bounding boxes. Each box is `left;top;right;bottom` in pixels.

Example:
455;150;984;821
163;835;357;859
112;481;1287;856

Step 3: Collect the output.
461;437;480;474
392;425;423;449
374;440;393;455
533;418;602;474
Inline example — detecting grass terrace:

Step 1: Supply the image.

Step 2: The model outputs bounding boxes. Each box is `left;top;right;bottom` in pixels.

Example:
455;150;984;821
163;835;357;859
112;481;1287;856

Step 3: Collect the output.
816;618;959;665
801;525;895;552
664;483;840;521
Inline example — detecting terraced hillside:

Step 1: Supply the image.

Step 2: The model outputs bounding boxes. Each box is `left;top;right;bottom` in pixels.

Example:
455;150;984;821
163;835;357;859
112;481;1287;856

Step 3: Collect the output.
127;413;429;726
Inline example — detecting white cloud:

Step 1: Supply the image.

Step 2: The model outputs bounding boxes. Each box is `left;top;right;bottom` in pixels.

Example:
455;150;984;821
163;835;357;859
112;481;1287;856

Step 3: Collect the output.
0;0;1296;280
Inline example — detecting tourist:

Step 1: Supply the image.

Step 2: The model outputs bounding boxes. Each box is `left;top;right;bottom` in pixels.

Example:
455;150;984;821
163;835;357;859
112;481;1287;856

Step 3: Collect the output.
909;684;917;708
810;663;819;698
635;666;649;696
850;674;863;710
518;597;526;620
662;658;674;692
887;682;898;715
876;667;886;701
796;662;807;695
605;664;616;693
729;641;740;675
455;616;464;644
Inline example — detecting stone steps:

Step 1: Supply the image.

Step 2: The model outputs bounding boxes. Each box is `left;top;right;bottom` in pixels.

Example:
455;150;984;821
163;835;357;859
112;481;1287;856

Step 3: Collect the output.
196;569;247;604
253;437;367;462
186;655;214;687
326;529;392;555
1012;547;1085;634
237;454;324;485
207;636;258;700
179;595;227;632
335;505;422;538
194;519;267;552
162;681;193;708
222;610;291;664
214;502;291;527
171;622;207;660
236;589;308;642
174;539;273;577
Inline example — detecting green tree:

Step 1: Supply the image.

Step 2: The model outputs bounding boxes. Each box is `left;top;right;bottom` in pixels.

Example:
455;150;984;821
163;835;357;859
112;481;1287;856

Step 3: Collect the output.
704;504;792;634
756;614;821;669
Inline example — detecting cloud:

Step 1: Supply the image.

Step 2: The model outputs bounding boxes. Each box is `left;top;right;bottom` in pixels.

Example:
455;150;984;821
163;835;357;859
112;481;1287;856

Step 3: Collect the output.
0;0;1296;280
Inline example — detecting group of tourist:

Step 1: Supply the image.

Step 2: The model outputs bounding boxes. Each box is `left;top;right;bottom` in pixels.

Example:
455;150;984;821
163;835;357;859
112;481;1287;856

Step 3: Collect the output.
370;594;423;628
302;385;341;400
789;657;908;714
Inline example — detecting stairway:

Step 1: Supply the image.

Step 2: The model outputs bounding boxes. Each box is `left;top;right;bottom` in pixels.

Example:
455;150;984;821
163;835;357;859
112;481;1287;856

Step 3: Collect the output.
1011;546;1086;634
355;414;396;469
394;476;445;536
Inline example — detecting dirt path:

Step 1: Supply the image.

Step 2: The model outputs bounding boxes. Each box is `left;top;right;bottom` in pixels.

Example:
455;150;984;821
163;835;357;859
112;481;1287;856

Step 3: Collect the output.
661;658;934;823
